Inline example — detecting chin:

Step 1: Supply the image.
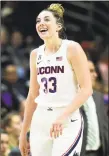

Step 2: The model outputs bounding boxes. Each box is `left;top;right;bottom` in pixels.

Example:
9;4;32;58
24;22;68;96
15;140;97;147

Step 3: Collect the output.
39;35;51;40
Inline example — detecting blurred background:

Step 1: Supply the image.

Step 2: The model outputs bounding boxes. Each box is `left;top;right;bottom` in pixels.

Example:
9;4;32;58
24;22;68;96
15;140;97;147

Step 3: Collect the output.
1;1;109;156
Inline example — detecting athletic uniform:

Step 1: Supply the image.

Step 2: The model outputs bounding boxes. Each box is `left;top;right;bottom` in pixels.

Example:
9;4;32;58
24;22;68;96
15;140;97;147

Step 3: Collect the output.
30;39;84;156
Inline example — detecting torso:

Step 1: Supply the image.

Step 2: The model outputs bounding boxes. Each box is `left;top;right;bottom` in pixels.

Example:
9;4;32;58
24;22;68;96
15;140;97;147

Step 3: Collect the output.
35;39;79;107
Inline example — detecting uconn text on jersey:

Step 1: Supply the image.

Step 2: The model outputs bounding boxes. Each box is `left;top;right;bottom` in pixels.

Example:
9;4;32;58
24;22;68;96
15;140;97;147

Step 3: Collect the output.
37;66;64;75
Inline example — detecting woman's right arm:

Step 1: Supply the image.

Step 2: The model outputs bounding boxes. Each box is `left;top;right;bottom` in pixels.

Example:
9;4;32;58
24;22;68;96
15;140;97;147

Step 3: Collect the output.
21;49;39;135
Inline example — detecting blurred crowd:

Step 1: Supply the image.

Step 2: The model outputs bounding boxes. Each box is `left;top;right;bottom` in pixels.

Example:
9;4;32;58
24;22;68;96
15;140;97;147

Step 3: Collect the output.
1;1;109;156
1;26;35;155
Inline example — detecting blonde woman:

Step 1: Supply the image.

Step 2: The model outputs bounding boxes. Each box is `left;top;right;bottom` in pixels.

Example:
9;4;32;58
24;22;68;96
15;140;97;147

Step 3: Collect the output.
19;3;92;156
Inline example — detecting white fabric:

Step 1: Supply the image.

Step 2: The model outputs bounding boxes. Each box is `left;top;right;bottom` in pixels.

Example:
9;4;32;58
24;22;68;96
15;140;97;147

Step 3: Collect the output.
84;96;101;151
34;39;79;108
30;106;83;156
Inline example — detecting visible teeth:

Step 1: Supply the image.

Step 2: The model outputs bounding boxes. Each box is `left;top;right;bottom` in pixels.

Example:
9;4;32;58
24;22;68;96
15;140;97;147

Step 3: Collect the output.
40;28;48;32
41;29;47;30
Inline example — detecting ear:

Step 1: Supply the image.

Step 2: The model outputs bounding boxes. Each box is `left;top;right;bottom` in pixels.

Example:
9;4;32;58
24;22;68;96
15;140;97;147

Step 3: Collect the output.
56;24;62;32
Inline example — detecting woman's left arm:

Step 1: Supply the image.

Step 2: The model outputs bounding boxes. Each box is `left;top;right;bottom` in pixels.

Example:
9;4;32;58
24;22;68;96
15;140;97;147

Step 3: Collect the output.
50;42;93;138
59;42;93;119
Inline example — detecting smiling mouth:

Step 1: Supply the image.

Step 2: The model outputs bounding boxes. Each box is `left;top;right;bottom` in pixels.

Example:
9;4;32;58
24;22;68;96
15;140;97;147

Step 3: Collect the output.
39;29;48;33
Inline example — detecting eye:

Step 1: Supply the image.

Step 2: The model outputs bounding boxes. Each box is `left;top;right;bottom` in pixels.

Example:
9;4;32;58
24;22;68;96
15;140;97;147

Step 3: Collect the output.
44;18;50;22
36;19;40;23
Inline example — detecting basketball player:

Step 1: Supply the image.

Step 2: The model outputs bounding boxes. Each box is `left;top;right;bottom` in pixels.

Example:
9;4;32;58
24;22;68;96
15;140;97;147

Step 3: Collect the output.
19;3;92;156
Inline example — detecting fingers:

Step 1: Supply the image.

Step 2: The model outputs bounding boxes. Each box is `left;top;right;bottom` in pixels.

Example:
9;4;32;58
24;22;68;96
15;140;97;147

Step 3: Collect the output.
23;148;28;156
50;124;63;139
54;125;59;138
59;124;63;135
50;126;53;138
19;145;28;156
19;134;28;156
27;143;30;155
23;148;27;156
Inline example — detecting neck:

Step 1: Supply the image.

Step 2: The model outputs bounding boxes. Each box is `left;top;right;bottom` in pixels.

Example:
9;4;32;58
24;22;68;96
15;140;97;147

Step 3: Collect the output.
44;36;62;53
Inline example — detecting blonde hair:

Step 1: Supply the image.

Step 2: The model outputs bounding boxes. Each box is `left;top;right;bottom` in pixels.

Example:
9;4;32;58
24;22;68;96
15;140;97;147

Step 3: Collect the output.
47;3;64;17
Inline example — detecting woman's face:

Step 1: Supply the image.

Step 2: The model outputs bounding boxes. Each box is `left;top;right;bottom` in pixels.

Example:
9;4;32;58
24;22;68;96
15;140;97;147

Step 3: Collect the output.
36;11;60;40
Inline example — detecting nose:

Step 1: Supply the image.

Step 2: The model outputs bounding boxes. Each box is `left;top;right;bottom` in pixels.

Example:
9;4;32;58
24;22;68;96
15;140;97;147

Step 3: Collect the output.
39;22;45;27
38;19;45;25
39;23;44;27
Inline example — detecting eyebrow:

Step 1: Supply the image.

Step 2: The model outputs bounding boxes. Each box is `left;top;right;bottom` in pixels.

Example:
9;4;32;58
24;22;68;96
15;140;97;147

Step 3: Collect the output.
36;16;50;21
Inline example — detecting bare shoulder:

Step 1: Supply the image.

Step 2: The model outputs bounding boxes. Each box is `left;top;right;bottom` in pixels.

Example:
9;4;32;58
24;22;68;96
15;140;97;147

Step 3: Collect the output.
67;41;84;56
30;44;43;59
66;41;87;62
30;48;38;58
30;48;38;65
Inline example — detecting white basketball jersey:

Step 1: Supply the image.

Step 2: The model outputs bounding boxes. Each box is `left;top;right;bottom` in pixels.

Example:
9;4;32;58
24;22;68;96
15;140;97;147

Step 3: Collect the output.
35;39;78;107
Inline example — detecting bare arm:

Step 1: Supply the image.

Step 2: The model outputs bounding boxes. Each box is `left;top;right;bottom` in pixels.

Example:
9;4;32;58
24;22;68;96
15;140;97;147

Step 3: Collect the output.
21;49;39;135
58;42;93;119
50;42;93;138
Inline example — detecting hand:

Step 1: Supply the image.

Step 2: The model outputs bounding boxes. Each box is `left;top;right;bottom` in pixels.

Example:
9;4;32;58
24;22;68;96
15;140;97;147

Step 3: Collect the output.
50;116;65;139
19;132;28;156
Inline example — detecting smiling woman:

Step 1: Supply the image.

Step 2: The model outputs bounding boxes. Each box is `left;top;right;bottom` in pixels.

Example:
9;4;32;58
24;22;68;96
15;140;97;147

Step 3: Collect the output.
19;3;92;156
36;3;66;40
